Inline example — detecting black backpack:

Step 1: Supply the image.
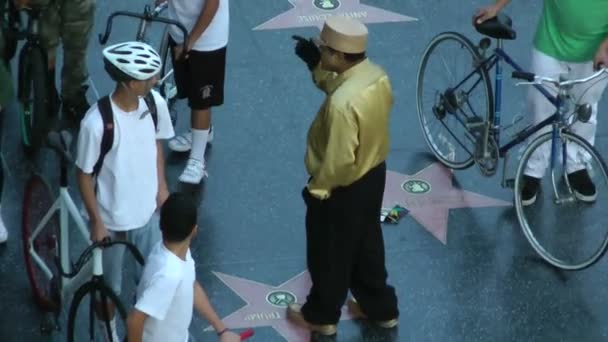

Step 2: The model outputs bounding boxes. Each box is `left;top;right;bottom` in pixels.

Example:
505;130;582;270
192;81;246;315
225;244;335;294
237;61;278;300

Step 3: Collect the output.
92;93;158;177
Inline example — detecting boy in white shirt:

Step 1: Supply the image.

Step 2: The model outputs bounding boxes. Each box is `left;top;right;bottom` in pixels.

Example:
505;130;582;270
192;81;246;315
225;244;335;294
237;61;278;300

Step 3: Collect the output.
127;192;241;342
76;41;174;340
165;0;230;184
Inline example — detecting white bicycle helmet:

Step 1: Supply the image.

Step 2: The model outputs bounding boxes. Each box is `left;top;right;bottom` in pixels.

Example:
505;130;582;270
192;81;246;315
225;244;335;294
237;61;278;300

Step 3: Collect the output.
102;41;162;81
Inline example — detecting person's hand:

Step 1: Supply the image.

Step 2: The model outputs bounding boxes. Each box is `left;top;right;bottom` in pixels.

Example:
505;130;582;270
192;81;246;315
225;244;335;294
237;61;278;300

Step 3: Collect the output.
292;35;321;70
593;39;608;70
173;37;194;60
473;4;501;25
154;0;167;7
91;219;109;242
219;331;241;342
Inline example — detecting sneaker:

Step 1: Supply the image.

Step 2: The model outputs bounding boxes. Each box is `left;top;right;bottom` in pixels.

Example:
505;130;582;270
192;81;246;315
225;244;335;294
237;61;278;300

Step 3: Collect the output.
286;303;337;335
521;175;540;206
168;126;214;153
178;158;208;184
97;317;119;342
567;169;596;202
0;211;7;244
346;298;398;329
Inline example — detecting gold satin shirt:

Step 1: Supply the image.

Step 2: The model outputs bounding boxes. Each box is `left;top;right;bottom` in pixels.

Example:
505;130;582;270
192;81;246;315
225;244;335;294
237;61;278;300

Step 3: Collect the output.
305;58;393;199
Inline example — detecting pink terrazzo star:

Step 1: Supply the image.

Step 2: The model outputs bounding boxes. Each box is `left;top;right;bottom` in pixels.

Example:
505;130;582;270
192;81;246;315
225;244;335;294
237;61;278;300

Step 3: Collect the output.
208;271;359;341
254;0;417;30
383;163;511;244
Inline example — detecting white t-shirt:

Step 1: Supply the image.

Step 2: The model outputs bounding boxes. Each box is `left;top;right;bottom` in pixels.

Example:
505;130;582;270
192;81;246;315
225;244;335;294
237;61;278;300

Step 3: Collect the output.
168;0;229;51
75;90;174;231
135;242;196;342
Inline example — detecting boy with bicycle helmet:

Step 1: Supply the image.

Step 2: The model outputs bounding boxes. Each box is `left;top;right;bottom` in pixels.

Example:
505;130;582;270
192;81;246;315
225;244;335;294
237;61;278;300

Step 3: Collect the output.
75;41;174;340
476;0;608;205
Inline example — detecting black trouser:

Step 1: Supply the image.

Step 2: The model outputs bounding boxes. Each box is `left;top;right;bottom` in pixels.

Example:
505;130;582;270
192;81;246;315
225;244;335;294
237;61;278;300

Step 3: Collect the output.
301;161;398;324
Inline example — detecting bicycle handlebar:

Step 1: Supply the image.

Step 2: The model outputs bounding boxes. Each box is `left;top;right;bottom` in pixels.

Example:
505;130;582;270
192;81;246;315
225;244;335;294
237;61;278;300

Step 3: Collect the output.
98;3;189;51
55;237;145;278
512;68;608;88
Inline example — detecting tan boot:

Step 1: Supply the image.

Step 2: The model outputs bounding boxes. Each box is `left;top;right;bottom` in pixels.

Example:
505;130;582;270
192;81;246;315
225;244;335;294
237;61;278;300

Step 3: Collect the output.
286;303;338;335
347;298;398;328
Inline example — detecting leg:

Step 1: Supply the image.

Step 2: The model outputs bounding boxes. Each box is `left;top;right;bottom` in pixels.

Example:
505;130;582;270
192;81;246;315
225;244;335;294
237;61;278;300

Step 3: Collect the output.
523;48;566;179
349;163;398;321
35;0;61;117
98;230;127;321
126;212;162;284
58;0;95;122
178;47;227;184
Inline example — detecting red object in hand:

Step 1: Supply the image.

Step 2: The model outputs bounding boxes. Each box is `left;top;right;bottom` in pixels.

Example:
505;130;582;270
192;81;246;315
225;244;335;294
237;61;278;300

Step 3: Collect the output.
240;328;254;340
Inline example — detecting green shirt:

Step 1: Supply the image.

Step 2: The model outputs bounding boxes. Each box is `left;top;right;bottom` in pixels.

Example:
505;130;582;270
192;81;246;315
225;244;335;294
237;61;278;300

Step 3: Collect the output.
534;0;608;62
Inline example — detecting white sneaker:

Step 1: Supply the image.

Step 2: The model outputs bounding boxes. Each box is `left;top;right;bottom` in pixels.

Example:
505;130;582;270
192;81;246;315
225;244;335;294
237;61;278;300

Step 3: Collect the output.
97;317;119;342
178;158;208;184
0;209;7;244
168;126;214;153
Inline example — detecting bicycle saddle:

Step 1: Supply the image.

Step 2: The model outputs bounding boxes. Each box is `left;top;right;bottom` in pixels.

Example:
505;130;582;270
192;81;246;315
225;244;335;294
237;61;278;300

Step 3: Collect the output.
474;13;516;40
47;130;73;163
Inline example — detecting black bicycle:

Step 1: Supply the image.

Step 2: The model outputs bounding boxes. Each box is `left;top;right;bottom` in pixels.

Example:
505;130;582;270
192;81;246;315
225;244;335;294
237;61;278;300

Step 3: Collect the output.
1;4;58;156
97;1;188;127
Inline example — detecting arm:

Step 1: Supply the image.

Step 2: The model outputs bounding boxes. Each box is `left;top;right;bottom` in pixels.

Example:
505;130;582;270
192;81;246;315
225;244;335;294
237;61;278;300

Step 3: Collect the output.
187;0;220;50
594;36;608;69
193;281;226;332
474;0;511;24
312;65;338;94
307;106;359;200
127;309;148;342
156;141;169;209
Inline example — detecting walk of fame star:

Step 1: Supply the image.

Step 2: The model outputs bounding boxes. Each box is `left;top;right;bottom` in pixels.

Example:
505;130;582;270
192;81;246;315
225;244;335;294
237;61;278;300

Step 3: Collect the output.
208;271;359;341
254;0;417;31
382;163;512;244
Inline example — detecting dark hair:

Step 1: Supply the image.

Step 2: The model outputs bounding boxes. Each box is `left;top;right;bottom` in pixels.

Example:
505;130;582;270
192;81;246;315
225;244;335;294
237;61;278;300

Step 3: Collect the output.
160;192;197;243
103;58;136;83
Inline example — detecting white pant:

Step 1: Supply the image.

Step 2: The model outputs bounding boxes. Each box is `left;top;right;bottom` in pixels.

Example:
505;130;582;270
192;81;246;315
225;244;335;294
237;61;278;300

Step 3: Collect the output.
524;49;608;178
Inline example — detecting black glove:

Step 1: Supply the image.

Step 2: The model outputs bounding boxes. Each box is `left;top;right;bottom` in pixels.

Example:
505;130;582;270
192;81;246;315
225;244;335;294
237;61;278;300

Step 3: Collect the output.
292;35;320;70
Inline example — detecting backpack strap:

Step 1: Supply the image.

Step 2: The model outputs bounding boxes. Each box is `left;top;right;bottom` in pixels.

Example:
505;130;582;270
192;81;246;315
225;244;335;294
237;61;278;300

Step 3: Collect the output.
93;95;114;178
143;92;158;132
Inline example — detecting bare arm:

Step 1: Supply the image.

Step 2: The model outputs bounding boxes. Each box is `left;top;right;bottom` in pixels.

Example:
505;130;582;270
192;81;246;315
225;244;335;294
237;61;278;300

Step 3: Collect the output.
156;141;169;209
127;309;147;342
188;0;220;49
474;0;511;23
77;169;107;241
193;281;226;332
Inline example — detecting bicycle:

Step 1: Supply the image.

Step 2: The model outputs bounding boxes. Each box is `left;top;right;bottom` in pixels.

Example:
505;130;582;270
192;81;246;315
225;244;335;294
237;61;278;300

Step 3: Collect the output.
0;4;58;156
416;13;608;270
97;1;187;127
21;129;145;340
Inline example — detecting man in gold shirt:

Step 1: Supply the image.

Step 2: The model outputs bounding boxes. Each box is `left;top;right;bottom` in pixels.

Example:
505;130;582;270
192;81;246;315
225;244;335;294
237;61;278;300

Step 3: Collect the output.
287;16;399;335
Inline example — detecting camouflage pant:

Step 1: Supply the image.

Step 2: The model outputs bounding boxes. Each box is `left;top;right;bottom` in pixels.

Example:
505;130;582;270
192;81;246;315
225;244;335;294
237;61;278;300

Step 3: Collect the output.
0;23;13;107
33;0;95;99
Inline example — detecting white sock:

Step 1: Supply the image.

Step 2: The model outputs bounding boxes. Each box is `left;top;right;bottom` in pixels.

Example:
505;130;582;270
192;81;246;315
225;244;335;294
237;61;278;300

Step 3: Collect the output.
190;128;209;162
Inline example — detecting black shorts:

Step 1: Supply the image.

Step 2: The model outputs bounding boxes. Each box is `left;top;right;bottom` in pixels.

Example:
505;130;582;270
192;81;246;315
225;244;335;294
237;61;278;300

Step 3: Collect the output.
169;37;226;110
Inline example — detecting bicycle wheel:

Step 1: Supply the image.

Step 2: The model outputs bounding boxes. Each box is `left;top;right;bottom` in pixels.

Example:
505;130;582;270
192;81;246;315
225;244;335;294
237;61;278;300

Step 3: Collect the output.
67;280;127;342
158;25;178;126
18;43;49;156
514;131;608;270
21;173;61;311
416;32;494;169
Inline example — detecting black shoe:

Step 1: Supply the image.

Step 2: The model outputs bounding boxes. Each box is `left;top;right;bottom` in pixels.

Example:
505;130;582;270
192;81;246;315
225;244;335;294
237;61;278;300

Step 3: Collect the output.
521;175;540;206
567;169;596;202
62;85;90;126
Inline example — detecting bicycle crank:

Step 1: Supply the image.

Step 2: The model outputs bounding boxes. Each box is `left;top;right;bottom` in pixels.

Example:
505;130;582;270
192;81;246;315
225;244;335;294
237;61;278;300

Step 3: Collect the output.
474;137;499;177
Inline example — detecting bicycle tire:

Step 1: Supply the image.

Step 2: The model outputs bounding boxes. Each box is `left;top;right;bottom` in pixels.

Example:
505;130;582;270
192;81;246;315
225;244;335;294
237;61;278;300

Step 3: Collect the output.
416;31;494;169
18;43;49;156
67;280;127;342
21;173;61;312
514;130;608;270
158;25;178;126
